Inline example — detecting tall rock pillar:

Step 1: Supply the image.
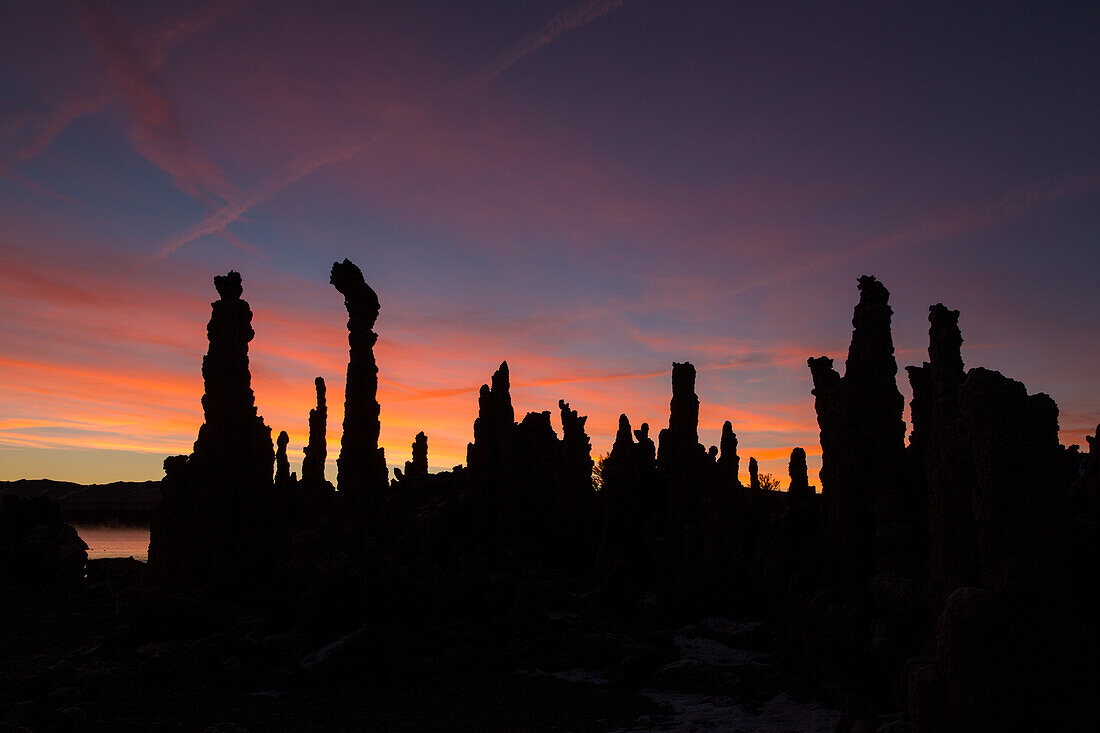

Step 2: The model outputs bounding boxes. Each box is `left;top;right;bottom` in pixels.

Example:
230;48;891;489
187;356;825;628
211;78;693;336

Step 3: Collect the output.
330;259;386;499
149;271;275;590
302;377;328;488
807;276;910;584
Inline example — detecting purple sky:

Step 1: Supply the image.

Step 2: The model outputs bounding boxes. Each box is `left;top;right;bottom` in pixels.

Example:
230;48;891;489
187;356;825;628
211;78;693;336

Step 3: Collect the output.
1;0;1097;484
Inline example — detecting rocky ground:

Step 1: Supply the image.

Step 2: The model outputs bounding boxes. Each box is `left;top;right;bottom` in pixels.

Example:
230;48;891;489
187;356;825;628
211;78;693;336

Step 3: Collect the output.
1;558;839;732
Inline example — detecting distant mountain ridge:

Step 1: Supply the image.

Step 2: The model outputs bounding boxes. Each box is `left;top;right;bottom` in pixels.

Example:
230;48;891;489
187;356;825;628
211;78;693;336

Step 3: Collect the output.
0;479;161;522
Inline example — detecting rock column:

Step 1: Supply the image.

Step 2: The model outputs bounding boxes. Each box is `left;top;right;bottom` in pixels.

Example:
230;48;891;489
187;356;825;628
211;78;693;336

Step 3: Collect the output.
559;399;595;497
716;420;740;489
330;259;386;498
404;432;428;479
657;362;702;471
788;447;811;498
191;271;274;485
275;431;291;488
302;377;327;488
807;275;909;582
149;271;275;590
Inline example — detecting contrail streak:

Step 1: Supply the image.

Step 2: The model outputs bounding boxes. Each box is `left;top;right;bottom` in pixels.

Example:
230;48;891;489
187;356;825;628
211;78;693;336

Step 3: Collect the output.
158;133;386;258
728;174;1100;297
459;0;632;94
2;1;245;183
156;0;635;258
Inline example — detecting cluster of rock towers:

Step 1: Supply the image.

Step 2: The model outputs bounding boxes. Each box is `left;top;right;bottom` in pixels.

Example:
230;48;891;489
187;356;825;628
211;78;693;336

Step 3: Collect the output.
146;260;1099;731
148;259;813;586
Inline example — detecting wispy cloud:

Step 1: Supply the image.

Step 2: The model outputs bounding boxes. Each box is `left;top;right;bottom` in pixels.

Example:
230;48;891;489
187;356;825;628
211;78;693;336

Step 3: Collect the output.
155;0;636;257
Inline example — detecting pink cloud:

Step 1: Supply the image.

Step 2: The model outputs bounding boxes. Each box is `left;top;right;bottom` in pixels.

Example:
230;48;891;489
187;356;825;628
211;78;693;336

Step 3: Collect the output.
156;0;639;257
74;2;241;205
1;93;112;169
2;2;246;204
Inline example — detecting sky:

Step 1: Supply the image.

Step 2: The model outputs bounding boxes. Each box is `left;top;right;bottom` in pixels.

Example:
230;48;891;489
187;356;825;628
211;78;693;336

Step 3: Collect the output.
1;0;1097;486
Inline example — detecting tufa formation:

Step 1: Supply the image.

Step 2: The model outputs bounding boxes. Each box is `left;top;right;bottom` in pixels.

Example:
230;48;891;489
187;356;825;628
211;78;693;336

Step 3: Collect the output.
137;262;1098;732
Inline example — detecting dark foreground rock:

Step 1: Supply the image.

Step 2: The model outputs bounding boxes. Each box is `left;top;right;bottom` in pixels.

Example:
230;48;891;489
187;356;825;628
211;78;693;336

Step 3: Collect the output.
6;558;841;731
0;495;87;591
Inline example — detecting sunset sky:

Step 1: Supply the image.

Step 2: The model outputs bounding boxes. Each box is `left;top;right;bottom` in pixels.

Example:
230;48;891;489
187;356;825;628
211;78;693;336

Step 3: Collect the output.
1;0;1097;485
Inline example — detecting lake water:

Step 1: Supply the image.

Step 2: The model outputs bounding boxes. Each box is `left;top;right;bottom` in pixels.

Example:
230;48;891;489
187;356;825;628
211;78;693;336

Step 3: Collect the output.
75;524;150;562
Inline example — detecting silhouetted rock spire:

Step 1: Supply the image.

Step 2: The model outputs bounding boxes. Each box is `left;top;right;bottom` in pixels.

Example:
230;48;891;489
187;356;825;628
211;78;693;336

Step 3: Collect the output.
716;420;740;488
466;361;516;548
404;432;428;479
1088;424;1100;501
635;422;655;466
748;456;759;491
191;270;274;486
807;275;909;583
275;431;291;488
302;377;327;488
657;362;701;470
928;304;965;417
604;414;655;497
597;410;662;595
559;400;595;495
613;413;633;456
919;304;979;602
330;259;386;497
149;271;275;591
468;361;515;474
844;276;898;387
788;447;810;498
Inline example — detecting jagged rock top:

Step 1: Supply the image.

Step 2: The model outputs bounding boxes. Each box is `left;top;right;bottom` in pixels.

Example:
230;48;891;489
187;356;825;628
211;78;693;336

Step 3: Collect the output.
845;274;897;383
330;259;380;318
214;270;243;300
613;414;633;451
929;303;964;372
720;421;737;454
491;361;510;395
856;274;889;306
788;447;810;495
807;356;840;394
